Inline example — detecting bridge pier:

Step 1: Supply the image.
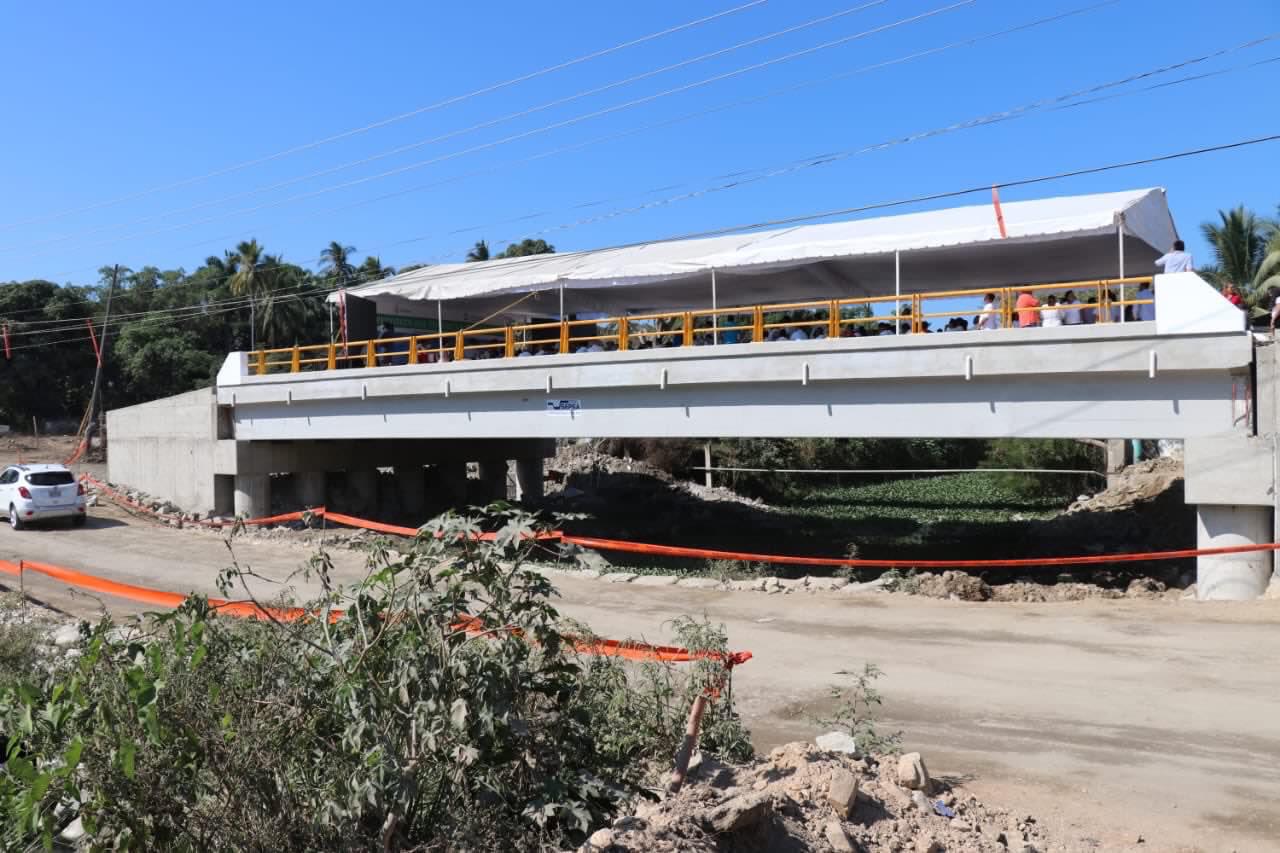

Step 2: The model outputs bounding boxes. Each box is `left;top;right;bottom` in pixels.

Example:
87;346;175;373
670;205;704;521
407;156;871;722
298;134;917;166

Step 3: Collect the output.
234;474;270;518
396;466;426;519
1195;505;1273;600
296;471;326;508
515;457;544;502
347;469;379;515
475;459;508;503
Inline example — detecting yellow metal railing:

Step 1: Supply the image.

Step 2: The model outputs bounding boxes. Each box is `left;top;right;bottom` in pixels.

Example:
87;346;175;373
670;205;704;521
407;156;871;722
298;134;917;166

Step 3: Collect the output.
249;275;1155;376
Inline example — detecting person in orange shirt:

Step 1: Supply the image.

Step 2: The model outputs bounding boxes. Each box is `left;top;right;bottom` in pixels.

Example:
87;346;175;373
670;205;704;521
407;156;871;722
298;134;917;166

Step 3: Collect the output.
1016;290;1041;327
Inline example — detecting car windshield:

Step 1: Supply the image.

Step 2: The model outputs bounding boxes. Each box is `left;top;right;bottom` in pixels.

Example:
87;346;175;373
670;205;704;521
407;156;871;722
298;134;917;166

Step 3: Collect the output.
26;471;75;486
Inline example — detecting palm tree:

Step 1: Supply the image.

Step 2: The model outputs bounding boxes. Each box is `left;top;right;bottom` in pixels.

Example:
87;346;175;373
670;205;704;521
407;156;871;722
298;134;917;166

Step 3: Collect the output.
358;255;394;281
1254;209;1280;296
1200;206;1269;294
465;240;490;262
320;241;357;285
227;240;265;297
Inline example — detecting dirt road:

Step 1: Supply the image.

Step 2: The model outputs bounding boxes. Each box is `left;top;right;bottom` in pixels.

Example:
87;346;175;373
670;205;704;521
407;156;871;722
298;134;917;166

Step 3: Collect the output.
2;502;1277;852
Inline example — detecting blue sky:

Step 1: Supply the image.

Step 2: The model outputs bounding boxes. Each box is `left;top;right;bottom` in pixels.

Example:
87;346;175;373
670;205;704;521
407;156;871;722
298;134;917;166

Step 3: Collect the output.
0;0;1276;286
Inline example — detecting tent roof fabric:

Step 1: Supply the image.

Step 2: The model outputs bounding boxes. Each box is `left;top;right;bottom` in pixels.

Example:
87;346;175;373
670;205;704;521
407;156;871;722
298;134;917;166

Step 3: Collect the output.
338;188;1176;309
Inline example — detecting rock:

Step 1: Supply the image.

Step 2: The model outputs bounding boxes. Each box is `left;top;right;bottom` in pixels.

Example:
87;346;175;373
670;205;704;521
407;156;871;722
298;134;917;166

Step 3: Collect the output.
729;578;767;592
838;577;888;595
676;578;724;590
911;789;932;814
701;792;772;833
1265;576;1280;600
815;731;861;756
824;819;856;852
577;550;613;573
914;837;942;853
952;818;973;832
632;574;679;586
51;624;80;648
826;769;859;818
601;572;638;584
896;752;931;791
58;817;85;842
585;827;615;849
804;576;848;590
575;570;602;580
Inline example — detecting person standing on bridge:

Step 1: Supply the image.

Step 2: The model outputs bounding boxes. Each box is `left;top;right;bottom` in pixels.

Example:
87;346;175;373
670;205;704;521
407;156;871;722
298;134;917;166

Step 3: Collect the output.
1016;289;1040;327
1061;290;1083;325
1041;295;1063;327
1154;240;1194;274
1136;280;1155;322
978;293;1001;330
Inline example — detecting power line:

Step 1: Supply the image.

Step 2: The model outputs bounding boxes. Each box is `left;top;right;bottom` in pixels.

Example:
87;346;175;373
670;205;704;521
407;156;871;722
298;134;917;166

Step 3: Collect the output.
0;1;768;234
8;131;1277;354
1;21;1265;326
4;0;1116;294
0;1;898;256
7;0;979;263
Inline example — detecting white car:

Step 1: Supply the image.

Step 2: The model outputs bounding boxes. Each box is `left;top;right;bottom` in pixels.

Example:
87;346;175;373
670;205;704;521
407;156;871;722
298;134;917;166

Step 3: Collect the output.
0;464;88;529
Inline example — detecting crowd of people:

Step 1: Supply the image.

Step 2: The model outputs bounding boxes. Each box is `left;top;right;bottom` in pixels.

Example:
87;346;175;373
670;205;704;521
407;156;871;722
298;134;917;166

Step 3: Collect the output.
359;241;1237;364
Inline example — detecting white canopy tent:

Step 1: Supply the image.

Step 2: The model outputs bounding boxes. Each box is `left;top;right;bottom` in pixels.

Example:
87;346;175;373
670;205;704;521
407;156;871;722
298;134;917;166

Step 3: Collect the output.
332;188;1178;324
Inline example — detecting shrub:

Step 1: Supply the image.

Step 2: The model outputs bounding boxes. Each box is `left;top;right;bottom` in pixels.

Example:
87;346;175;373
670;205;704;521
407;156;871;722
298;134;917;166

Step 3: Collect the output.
0;509;750;851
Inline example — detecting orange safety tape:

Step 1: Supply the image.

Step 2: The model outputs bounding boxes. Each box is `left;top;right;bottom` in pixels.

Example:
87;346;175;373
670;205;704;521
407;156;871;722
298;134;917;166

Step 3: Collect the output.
559;534;1280;568
0;559;748;666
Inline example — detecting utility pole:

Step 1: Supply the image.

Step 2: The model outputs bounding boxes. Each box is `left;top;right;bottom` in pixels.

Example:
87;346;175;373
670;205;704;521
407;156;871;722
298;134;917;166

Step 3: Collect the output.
84;264;119;445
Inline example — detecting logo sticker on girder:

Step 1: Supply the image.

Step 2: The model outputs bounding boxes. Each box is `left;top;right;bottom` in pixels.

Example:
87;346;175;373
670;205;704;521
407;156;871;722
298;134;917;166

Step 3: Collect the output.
545;399;582;414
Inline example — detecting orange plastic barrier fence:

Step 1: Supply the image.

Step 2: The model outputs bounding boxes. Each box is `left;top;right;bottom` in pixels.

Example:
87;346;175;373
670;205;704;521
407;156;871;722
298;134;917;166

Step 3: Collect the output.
559;534;1280;568
83;475;1280;570
0;558;749;666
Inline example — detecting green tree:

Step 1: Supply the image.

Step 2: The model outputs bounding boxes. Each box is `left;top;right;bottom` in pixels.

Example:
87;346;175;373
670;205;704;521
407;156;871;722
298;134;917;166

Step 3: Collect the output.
496;238;555;259
1254;207;1280;296
357;255;394;281
227;240;266;297
465;240;490;262
1200;206;1269;295
320;241;356;286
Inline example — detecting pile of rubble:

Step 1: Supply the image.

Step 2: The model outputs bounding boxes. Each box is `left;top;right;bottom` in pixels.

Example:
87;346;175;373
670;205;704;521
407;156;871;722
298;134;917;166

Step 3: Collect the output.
548;444;771;509
1065;457;1182;514
582;742;1051;853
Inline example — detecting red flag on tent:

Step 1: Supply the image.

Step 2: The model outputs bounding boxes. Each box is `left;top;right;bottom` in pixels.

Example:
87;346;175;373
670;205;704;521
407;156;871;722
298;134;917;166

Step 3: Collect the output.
991;186;1008;238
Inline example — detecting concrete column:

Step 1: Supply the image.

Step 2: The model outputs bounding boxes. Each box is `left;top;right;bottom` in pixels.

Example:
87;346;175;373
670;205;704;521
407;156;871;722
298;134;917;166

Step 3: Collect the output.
1196;504;1273;600
475;459;508;502
296;471;326;508
234;474;270;519
514;457;544;502
1105;439;1128;487
436;459;468;508
348;469;379;515
396;465;427;519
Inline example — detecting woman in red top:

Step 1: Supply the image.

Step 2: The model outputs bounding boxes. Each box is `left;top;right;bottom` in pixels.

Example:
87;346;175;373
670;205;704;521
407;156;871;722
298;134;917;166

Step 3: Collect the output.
1224;283;1244;308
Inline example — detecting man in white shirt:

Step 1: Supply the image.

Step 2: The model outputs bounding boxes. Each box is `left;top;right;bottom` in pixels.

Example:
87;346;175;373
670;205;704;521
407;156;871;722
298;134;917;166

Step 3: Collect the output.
1155;240;1194;273
978;293;1000;330
1136;282;1155;321
1041;295;1063;327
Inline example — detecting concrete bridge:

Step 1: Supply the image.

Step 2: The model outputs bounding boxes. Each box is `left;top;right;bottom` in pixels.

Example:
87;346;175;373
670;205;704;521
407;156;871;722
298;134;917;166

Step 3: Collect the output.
102;271;1280;600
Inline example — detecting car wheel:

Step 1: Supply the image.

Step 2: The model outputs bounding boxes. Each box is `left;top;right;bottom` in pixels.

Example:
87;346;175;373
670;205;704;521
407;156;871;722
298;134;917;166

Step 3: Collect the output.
72;514;87;527
8;505;22;531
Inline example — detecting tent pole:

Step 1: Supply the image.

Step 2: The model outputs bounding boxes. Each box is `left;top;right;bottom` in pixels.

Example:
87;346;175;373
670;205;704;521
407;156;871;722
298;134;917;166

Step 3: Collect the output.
1118;217;1126;324
559;282;565;319
328;302;333;342
711;269;718;344
894;250;901;336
